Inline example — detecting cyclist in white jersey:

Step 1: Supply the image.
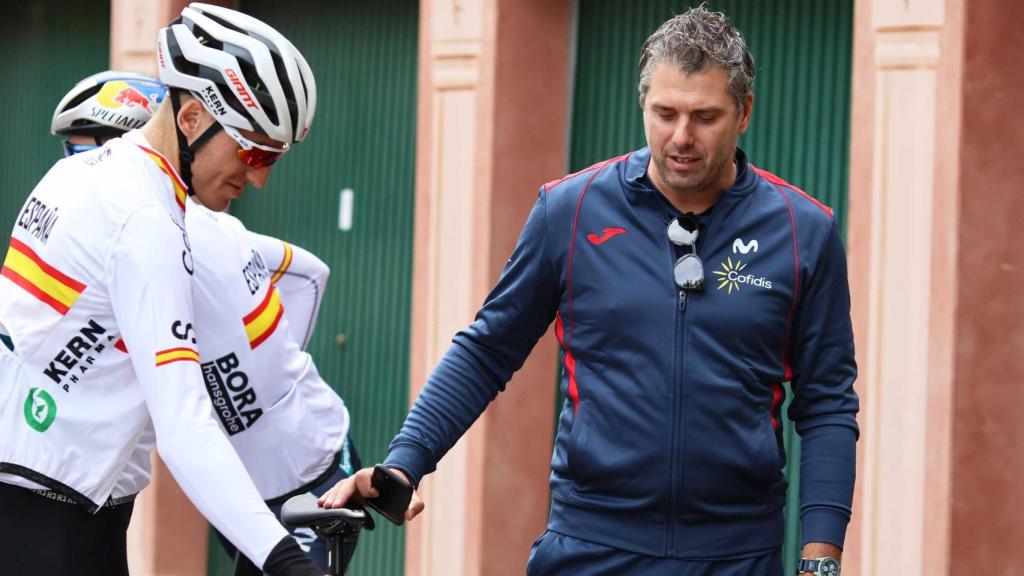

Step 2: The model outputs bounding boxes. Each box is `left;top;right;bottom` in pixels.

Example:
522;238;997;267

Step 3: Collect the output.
51;69;360;572
0;4;324;575
189;209;360;573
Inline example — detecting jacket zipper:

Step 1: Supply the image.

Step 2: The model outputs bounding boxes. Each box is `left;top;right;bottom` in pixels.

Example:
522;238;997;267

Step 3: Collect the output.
668;199;728;555
667;260;683;555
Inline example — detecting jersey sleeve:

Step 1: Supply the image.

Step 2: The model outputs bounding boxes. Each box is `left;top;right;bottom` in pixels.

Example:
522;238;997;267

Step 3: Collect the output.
107;206;287;569
246;230;329;349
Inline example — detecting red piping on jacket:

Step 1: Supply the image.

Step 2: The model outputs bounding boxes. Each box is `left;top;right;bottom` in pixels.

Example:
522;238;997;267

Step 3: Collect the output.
755;167;812;429
554;153;631;414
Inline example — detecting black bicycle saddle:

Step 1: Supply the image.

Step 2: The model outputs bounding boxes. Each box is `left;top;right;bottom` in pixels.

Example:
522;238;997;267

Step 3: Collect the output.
280;493;374;534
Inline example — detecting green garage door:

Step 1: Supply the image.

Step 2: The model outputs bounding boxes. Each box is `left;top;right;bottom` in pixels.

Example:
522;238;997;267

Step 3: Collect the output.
569;1;853;573
0;1;110;236
205;1;418;575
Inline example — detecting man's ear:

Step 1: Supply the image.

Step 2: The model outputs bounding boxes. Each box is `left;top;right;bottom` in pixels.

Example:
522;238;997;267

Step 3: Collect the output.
176;97;210;140
738;92;754;135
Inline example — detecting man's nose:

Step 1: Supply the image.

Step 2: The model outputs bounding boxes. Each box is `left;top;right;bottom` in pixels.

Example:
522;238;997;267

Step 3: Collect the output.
671;119;695;148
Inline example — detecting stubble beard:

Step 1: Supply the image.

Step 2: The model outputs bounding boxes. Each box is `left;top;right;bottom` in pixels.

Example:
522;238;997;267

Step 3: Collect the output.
653;147;727;199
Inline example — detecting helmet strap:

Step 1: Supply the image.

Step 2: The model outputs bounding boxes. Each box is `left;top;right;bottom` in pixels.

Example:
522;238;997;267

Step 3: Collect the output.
170;89;225;197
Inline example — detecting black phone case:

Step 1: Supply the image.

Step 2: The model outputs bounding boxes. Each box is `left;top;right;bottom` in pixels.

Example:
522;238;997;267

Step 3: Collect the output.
366;466;413;526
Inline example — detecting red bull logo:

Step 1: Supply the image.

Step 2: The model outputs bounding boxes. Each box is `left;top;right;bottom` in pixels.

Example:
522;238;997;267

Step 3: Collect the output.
90;80;166;130
96;80;162;115
114;86;153;114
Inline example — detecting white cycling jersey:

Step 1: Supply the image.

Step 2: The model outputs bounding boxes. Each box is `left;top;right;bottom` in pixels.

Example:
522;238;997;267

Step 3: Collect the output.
186;203;349;500
0;131;287;568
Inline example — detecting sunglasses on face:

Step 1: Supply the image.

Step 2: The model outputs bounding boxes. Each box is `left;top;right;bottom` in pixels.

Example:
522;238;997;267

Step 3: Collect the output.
223;125;288;169
667;215;704;291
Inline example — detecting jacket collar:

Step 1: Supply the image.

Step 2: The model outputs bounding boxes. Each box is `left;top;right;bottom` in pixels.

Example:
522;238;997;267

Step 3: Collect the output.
622;146;758;201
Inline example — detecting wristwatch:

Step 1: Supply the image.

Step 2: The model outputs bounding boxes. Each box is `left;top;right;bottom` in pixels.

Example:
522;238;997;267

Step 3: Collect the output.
798;557;840;576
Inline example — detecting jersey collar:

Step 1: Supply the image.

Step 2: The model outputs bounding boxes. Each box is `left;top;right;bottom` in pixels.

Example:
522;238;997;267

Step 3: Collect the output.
122;130;188;213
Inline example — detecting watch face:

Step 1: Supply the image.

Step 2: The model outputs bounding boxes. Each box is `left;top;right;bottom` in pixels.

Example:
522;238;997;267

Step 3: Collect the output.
819;558;840;576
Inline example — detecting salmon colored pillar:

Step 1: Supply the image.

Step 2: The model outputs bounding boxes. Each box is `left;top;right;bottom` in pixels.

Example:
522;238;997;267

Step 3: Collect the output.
406;0;569;575
846;0;1024;573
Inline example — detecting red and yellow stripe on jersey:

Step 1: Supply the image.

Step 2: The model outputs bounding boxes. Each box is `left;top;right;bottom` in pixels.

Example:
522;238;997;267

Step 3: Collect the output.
244;287;284;349
1;238;86;315
269;242;293;284
136;145;188;212
155;347;200;366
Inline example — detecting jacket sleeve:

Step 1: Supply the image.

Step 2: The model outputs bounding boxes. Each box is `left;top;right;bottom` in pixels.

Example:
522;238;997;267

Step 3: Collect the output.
246;231;329;350
786;218;860;549
108;207;287;569
384;191;560;484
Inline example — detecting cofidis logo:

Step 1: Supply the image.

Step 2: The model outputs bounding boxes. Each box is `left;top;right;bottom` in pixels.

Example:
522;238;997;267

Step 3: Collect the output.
712;257;773;294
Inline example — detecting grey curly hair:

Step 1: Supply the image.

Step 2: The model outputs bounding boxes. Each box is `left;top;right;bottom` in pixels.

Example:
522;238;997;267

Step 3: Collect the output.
638;4;755;113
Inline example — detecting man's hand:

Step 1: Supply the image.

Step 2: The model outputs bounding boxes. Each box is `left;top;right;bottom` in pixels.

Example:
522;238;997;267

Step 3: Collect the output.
799;542;842;574
317;467;425;522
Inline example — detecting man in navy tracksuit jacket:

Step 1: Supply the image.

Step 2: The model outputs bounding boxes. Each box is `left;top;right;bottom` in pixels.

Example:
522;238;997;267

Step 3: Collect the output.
321;7;858;575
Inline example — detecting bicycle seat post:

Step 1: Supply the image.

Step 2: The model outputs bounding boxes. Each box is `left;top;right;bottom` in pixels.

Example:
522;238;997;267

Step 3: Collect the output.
280;493;370;575
325;531;344;576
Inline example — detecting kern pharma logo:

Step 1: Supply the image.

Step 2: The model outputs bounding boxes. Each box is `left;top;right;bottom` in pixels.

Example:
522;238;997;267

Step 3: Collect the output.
24;387;57;432
713;257;773;294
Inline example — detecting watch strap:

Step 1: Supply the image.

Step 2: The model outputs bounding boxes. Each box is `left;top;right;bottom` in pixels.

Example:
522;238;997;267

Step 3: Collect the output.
798;557;840;576
798;558;820;574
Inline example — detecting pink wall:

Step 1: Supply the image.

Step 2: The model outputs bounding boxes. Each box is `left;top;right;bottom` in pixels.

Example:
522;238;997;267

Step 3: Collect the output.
845;0;1024;572
950;0;1024;571
842;0;874;567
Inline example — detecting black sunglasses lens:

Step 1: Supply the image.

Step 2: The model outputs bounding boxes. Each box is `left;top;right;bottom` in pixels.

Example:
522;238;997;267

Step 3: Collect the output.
674;254;704;290
667;217;699;246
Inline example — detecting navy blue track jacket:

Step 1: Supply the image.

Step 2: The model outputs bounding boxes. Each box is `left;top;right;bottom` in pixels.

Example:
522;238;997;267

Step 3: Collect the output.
385;147;859;559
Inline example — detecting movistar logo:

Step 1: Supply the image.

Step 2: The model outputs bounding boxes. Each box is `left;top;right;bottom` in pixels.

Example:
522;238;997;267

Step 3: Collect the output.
733;238;758;254
24;388;57;432
713;257;773;294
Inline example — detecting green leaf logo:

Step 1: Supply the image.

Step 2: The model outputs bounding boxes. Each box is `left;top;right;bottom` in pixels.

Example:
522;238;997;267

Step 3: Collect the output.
23;388;57;432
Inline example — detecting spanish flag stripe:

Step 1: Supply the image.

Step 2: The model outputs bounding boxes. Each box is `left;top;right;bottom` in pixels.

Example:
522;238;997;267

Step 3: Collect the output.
3;251;84;308
155;354;199;366
7;239;86;292
269;242;293;284
135;145;187;212
243;286;275;325
157;347;198;355
1;267;71;314
2;239;86;314
249;301;283;349
244;287;284;349
155;347;200;366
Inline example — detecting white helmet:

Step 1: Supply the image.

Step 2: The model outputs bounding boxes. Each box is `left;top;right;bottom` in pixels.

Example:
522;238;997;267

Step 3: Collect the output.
51;71;167;137
157;2;317;145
